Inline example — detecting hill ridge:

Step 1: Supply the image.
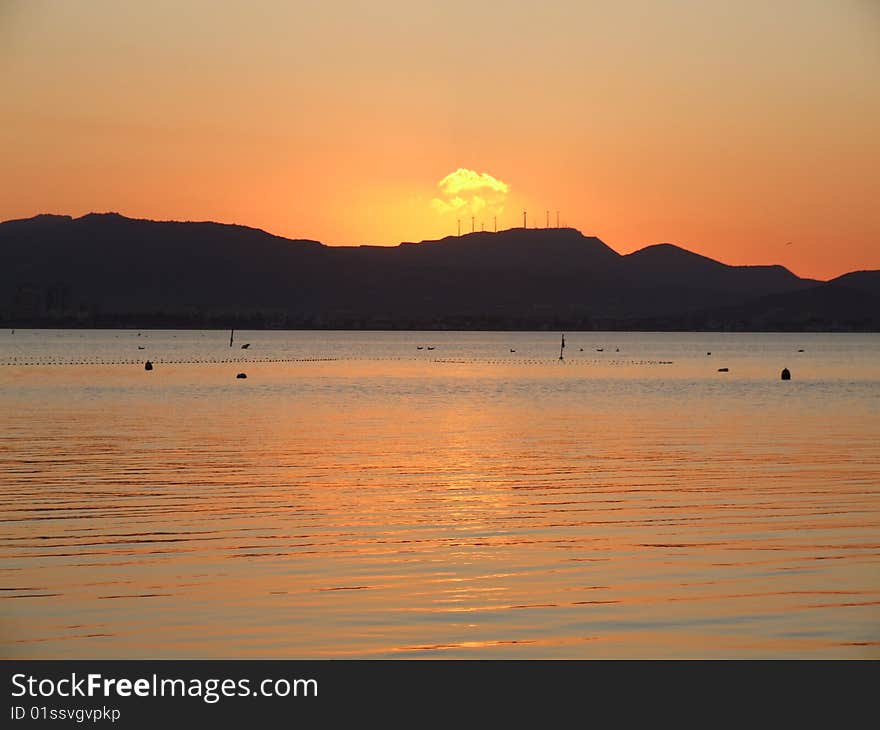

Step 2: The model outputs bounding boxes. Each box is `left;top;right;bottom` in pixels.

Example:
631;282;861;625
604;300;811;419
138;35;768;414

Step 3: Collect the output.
1;212;876;330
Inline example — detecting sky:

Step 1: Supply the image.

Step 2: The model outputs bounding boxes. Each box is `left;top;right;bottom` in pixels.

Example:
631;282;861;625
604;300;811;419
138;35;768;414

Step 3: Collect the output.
1;0;878;279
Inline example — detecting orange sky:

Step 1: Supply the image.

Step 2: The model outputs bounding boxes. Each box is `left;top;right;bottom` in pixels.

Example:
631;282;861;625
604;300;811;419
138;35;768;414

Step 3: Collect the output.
1;0;878;279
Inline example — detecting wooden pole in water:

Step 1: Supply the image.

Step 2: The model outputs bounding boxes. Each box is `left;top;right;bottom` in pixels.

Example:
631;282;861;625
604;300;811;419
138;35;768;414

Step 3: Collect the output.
229;328;234;347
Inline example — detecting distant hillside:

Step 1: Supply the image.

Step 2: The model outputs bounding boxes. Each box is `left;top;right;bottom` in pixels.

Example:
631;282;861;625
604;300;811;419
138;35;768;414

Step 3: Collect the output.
830;270;880;298
1;212;876;330
633;282;880;332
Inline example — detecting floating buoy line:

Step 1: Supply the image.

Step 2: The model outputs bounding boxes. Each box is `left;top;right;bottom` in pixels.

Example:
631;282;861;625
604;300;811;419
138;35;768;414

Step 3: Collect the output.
0;356;675;367
0;356;339;366
431;358;674;366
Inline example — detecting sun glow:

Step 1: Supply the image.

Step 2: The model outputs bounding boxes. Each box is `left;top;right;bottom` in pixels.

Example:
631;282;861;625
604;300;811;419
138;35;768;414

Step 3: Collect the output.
430;168;510;219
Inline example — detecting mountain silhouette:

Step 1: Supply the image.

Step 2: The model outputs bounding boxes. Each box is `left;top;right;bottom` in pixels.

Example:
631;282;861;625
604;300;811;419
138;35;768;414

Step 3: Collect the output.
829;270;880;298
1;212;876;330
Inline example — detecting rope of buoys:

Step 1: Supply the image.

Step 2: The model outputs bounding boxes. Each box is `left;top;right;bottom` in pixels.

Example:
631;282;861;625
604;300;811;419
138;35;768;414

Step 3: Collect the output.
0;355;682;368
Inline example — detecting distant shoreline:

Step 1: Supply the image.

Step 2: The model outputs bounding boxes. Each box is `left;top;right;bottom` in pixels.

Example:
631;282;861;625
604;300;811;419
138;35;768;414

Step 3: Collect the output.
4;216;878;333
3;320;878;334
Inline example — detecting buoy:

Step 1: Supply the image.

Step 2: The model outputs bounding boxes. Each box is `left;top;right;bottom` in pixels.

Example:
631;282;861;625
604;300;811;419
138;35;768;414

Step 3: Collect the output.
707;352;711;355
717;367;729;372
236;372;247;379
144;361;153;371
781;368;791;380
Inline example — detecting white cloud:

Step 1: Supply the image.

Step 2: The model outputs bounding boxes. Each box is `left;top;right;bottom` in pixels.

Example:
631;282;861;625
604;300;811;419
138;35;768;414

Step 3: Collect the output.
430;168;509;221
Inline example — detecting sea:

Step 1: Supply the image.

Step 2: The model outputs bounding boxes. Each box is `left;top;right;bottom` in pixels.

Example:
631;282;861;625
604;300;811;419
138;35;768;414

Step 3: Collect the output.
1;329;878;658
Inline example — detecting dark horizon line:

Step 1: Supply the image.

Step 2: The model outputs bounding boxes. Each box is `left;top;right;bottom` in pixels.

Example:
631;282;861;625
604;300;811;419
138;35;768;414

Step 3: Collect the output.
7;210;871;283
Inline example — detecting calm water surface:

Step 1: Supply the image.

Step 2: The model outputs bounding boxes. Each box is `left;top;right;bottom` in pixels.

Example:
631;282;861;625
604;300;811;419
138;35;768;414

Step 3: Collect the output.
1;330;878;657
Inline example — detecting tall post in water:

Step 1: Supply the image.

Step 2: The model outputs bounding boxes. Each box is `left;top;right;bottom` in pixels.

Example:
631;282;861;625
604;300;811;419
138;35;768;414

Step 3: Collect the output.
229;329;234;347
559;333;565;361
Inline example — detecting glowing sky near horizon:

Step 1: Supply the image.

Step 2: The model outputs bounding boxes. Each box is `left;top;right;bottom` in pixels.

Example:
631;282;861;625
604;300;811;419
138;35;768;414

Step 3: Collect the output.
1;0;878;279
